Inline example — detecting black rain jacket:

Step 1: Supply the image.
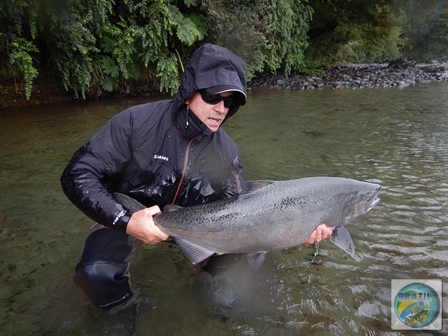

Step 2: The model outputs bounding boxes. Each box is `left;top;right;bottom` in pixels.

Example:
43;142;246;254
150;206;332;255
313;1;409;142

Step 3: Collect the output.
60;43;247;231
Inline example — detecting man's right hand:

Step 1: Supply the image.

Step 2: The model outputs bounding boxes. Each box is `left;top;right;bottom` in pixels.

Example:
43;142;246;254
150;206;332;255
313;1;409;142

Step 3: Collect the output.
126;206;169;244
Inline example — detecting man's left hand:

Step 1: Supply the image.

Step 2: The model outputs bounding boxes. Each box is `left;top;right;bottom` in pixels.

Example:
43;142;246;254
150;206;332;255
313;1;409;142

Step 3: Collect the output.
303;224;333;246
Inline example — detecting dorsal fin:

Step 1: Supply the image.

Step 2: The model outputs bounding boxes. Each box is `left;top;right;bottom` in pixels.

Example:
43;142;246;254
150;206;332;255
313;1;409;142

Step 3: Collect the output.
164;204;183;213
242;180;275;194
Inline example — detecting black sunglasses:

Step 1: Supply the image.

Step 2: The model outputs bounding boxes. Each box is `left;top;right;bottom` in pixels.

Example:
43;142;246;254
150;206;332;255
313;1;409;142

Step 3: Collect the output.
199;89;235;108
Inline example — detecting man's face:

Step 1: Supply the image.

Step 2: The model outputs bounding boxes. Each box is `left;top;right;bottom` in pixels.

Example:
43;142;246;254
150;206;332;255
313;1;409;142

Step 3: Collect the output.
186;91;234;132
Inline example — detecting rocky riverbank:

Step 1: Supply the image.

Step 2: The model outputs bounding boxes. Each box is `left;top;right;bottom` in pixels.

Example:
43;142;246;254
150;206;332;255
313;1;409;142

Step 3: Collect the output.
2;60;447;109
250;60;448;90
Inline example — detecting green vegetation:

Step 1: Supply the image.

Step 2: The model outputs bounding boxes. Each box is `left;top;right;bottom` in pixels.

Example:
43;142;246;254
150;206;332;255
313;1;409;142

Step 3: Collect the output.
1;0;447;100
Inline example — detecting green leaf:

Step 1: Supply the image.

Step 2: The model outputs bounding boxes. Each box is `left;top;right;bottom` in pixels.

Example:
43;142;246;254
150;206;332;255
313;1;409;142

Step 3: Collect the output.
125;62;141;79
189;13;206;41
168;5;183;25
176;18;202;46
101;76;118;92
101;36;116;53
101;56;120;78
184;0;199;8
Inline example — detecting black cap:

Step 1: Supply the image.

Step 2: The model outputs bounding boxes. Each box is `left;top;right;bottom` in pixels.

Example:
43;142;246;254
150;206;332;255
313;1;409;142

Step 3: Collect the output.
208;85;247;104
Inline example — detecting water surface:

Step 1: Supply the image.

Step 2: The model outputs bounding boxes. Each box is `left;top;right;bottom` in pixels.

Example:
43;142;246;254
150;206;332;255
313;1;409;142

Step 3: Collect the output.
1;83;447;335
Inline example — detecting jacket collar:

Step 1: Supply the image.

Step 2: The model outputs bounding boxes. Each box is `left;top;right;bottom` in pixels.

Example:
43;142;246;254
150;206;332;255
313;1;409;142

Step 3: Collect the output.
176;105;213;139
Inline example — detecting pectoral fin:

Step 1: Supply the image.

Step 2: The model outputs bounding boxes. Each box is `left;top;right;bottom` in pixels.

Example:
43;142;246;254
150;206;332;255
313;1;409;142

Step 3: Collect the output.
330;227;355;258
246;252;267;272
173;237;216;264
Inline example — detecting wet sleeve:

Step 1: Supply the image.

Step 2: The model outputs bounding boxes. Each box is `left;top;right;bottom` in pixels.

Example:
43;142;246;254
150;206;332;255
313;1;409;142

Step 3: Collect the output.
60;109;135;231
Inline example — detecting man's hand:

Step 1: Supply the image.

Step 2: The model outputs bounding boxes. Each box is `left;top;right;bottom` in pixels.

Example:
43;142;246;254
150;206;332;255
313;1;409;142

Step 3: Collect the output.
303;224;333;246
126;206;169;244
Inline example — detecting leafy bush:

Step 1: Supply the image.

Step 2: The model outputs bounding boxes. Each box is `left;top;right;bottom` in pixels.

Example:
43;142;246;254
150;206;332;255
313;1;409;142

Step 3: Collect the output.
397;0;448;60
203;0;313;79
8;37;39;99
1;0;446;101
0;0;206;99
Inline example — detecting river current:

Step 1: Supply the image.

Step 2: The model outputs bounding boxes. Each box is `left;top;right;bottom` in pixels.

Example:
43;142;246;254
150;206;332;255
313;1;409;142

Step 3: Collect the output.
1;82;447;335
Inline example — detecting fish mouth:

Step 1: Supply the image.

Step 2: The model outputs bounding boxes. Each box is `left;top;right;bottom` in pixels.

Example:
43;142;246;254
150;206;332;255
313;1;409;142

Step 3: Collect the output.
367;196;380;212
367;186;381;212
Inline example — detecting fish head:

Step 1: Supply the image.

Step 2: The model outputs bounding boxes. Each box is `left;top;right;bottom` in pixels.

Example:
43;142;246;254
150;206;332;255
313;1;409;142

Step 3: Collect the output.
342;183;381;223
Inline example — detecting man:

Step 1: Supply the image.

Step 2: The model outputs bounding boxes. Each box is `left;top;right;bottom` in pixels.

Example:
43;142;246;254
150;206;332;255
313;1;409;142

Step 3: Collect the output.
61;43;332;312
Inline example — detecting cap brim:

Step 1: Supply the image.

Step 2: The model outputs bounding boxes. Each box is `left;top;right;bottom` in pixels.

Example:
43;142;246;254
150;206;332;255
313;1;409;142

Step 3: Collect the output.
208;85;247;102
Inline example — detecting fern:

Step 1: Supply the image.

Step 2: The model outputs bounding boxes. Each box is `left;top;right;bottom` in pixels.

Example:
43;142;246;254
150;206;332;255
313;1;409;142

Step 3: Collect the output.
9;37;38;99
156;53;180;95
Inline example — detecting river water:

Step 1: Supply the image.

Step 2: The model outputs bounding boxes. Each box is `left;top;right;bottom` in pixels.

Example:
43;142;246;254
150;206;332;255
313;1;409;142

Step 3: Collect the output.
1;82;448;335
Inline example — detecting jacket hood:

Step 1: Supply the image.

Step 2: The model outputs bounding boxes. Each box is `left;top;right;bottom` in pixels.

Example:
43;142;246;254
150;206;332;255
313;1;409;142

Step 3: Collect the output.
172;43;247;121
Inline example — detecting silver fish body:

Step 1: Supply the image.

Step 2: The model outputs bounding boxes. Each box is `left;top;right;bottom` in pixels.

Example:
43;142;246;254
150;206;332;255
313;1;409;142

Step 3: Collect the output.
115;177;381;267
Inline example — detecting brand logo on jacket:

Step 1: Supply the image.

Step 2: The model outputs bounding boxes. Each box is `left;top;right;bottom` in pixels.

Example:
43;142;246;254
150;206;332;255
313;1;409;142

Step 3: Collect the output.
153;154;169;161
112;210;126;226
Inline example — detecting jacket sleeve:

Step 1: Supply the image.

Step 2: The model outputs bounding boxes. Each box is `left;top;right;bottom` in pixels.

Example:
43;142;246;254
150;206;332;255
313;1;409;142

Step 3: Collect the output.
60;109;136;231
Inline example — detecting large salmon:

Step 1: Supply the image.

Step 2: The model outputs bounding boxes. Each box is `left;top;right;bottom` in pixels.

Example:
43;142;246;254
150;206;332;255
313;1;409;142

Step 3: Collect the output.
115;177;380;269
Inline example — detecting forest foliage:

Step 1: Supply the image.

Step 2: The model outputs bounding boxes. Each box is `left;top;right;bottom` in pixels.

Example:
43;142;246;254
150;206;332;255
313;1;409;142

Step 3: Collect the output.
1;0;447;100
